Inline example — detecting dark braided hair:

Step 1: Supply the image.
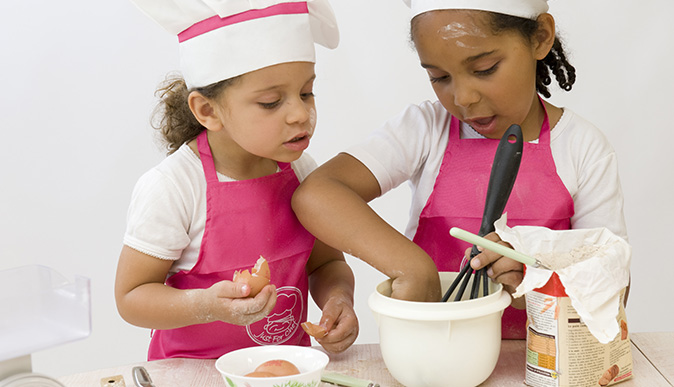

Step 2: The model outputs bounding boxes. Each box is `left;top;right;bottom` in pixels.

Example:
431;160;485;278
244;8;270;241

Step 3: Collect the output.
487;13;576;98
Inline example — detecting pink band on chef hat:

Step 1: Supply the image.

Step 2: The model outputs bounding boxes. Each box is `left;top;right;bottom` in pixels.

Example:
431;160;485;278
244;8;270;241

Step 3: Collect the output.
130;0;339;88
178;2;309;42
402;0;549;19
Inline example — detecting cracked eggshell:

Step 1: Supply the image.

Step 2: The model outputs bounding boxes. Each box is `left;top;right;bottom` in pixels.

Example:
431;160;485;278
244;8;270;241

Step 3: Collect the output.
301;321;327;338
233;256;270;297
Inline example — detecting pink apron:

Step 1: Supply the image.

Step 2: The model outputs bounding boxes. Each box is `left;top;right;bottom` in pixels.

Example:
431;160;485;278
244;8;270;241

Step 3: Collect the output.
148;131;315;360
413;105;574;339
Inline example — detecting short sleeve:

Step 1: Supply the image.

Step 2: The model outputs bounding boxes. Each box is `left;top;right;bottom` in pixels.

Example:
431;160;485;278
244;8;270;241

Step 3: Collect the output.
291;152;318;182
344;101;446;195
550;110;628;241
123;169;193;260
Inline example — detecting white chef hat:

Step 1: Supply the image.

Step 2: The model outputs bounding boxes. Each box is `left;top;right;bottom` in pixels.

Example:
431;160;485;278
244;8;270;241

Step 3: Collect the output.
130;0;339;89
402;0;549;20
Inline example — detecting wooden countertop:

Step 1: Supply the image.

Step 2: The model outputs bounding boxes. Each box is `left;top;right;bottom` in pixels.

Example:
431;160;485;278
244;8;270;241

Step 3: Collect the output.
60;332;673;386
630;332;674;384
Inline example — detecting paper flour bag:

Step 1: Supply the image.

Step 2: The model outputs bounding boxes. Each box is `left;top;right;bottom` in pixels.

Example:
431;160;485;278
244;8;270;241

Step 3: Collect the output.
494;216;632;387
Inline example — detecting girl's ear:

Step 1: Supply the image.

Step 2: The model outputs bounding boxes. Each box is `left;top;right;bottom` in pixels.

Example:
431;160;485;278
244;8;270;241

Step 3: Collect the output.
188;91;223;131
534;13;556;60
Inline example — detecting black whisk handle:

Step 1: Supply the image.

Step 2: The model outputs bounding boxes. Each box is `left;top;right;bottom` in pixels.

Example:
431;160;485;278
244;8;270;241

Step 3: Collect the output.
477;124;523;237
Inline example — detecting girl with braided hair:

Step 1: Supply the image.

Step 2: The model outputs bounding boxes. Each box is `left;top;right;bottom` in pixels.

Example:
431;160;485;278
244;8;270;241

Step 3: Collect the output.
292;0;627;339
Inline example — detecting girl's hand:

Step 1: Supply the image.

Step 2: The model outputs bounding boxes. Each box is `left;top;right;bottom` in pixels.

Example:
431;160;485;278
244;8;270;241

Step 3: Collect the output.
313;294;359;353
204;281;277;326
304;240;359;353
468;232;525;308
390;254;442;302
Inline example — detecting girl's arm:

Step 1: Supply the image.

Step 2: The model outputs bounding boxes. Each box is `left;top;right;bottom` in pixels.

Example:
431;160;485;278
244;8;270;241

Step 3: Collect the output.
305;239;357;353
114;245;277;329
293;153;441;302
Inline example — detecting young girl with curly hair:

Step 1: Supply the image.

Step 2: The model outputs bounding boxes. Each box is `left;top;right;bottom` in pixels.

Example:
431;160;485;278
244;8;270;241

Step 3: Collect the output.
115;0;358;359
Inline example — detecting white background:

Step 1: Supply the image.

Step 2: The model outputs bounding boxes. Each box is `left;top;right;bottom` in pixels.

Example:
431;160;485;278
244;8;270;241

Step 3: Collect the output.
1;0;672;378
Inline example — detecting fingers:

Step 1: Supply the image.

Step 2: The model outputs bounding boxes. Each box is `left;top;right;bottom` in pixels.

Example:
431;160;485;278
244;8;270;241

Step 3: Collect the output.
313;297;359;353
466;232;523;294
492;269;523;294
209;281;277;326
228;286;277;326
469;232;510;270
234;284;277;315
211;279;252;298
316;311;359;353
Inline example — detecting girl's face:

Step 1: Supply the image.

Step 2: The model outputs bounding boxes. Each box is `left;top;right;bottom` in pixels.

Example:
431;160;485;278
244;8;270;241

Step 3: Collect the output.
412;10;550;139
213;62;317;163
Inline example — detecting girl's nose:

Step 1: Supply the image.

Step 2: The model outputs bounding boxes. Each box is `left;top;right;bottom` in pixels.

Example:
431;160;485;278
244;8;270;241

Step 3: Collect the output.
287;97;311;125
452;80;480;108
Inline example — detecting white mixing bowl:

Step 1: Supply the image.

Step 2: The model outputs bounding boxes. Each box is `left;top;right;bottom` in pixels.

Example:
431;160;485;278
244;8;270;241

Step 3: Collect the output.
215;345;328;387
368;271;511;387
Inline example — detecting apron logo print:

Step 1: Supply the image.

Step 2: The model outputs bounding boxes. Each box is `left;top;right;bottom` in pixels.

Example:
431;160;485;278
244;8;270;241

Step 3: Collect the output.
247;286;304;345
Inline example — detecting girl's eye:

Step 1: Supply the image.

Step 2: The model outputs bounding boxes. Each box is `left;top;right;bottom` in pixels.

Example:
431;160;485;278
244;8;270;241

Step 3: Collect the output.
258;100;281;109
427;70;450;84
429;75;449;84
475;63;499;76
301;92;315;100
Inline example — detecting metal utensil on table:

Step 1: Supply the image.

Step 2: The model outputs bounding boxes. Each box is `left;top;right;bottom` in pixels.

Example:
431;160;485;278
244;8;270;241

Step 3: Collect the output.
132;367;155;387
449;227;551;270
442;124;524;302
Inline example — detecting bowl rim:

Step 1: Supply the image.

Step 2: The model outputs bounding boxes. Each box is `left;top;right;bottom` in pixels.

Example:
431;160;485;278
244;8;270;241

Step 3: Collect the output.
368;272;512;321
215;345;329;379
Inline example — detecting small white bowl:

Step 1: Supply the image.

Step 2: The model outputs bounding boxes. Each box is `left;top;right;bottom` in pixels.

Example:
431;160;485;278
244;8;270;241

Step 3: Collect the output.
215;345;329;387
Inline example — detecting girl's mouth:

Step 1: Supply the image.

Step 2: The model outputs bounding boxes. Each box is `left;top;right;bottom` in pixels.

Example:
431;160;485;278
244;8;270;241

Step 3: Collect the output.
283;133;311;151
465;116;497;135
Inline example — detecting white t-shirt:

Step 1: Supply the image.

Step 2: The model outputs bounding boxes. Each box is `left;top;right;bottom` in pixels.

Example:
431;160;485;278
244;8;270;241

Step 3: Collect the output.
123;144;317;274
345;100;628;241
